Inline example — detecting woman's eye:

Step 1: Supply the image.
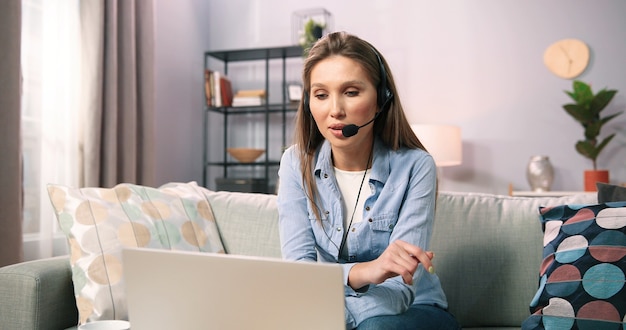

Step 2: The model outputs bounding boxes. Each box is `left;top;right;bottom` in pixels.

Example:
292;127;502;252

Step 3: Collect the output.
314;94;328;100
345;90;359;97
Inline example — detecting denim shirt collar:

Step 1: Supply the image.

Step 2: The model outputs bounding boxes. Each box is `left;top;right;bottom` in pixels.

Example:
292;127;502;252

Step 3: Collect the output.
313;137;391;184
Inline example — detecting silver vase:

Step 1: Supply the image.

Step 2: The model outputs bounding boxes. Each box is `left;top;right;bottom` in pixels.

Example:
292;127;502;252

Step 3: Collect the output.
526;155;554;192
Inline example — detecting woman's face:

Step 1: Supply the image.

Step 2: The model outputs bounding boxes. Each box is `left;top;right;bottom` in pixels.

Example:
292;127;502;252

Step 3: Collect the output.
308;55;378;149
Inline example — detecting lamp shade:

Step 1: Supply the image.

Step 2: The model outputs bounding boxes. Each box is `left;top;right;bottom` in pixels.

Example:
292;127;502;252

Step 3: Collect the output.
411;124;462;167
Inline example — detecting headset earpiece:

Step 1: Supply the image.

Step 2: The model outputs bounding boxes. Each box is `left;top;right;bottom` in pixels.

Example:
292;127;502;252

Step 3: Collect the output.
303;92;310;114
372;48;394;112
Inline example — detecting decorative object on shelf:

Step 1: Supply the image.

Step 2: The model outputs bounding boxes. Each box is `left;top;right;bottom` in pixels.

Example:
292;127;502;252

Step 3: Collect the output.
562;80;623;191
226;148;265;163
410;124;462;167
526;155;554;192
543;38;590;79
286;82;302;102
292;8;333;56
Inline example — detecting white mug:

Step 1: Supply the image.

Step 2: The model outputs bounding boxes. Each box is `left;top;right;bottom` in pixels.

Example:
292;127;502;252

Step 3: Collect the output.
78;320;131;330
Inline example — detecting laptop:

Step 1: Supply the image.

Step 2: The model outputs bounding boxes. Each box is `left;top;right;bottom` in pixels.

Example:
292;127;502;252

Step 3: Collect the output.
122;248;345;330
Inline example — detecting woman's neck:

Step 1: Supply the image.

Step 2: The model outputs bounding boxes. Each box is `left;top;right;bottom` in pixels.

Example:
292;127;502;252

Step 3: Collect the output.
331;139;374;171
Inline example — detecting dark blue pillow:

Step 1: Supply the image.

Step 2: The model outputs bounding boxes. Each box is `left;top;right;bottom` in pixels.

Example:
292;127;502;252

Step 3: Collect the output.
522;202;626;329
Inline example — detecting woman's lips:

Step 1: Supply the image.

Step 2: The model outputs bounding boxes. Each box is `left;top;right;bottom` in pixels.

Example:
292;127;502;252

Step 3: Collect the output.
328;124;346;138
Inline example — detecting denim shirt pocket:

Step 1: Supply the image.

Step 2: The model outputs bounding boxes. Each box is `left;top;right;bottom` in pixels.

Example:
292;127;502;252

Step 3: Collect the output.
367;213;397;256
308;207;341;259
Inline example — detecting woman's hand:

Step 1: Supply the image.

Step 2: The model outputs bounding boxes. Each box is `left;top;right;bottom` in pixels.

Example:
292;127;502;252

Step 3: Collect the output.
348;240;434;289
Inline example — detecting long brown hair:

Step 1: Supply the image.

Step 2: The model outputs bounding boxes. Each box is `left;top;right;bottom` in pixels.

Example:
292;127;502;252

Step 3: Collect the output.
294;31;427;221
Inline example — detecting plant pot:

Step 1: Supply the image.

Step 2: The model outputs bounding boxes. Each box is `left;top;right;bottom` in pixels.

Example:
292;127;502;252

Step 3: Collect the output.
584;170;609;192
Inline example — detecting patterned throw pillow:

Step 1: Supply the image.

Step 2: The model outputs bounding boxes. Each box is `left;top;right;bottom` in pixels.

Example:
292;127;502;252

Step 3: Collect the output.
522;202;626;329
47;181;225;325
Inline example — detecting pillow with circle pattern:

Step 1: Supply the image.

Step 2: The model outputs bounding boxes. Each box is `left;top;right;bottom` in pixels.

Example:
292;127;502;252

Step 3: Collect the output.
47;181;225;325
522;201;626;329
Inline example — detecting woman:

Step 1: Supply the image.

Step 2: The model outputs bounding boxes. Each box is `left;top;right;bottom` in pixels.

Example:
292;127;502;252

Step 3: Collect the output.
277;31;459;330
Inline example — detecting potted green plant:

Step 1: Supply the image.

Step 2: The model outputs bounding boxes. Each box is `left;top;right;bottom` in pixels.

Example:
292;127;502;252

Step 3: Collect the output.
563;80;623;191
300;19;325;57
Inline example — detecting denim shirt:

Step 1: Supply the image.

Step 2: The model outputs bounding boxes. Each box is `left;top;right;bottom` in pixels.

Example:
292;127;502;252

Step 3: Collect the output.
277;138;448;329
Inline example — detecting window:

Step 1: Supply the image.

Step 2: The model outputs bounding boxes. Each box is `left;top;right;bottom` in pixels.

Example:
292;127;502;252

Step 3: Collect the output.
21;0;80;259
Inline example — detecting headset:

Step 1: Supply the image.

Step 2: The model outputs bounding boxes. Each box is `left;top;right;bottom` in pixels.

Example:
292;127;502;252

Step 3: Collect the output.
371;48;394;112
303;47;394;115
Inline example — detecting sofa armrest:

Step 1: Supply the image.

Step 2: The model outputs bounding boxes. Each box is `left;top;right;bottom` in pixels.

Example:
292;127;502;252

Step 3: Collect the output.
0;256;78;330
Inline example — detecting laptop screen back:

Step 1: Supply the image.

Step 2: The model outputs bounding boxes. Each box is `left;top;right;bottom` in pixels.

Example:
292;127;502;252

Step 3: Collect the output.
122;248;345;330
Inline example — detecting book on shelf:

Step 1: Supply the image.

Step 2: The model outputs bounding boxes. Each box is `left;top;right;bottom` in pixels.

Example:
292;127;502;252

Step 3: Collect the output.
232;97;265;107
219;76;233;107
232;89;266;107
204;69;233;107
235;89;266;98
204;69;212;107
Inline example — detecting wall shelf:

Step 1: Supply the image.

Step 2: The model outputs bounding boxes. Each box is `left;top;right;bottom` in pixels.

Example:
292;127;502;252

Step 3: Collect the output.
202;45;303;193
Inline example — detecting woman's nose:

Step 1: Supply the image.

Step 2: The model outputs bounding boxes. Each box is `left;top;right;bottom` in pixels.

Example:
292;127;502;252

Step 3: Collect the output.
329;96;345;118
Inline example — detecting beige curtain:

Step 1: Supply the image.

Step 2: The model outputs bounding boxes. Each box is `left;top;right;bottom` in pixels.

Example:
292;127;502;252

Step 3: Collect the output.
0;0;23;267
80;0;155;188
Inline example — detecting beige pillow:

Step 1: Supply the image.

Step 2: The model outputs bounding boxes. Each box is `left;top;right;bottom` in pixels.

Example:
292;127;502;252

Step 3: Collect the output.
47;181;225;325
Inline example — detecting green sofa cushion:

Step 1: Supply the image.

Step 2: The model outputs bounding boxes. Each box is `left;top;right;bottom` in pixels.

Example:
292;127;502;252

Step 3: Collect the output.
204;189;282;258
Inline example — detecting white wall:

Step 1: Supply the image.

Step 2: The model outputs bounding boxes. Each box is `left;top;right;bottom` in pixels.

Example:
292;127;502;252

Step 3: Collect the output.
154;0;211;186
155;0;626;195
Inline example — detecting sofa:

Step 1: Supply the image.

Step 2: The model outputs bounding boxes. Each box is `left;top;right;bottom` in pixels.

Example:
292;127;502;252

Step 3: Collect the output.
0;186;598;330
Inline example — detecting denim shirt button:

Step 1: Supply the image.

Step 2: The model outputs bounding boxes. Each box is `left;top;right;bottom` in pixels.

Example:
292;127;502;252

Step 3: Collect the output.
351;227;356;232
336;227;342;231
365;206;370;211
323;173;328;178
324;210;329;215
368;218;373;222
388;224;394;229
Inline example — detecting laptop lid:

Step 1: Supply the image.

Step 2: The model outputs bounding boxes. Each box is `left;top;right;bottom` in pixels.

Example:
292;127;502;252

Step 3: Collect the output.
122;248;345;330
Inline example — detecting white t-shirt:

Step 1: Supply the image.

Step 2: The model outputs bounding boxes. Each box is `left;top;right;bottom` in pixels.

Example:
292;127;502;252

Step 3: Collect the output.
333;167;371;230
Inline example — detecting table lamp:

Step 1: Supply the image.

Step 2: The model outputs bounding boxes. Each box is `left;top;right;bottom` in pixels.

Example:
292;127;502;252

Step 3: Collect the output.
410;124;462;167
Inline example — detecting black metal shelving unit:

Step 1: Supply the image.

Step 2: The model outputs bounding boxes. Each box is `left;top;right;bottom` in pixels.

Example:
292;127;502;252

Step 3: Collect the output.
202;45;302;193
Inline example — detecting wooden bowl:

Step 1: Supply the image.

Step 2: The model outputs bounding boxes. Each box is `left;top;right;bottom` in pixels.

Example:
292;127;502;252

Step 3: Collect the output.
227;148;265;163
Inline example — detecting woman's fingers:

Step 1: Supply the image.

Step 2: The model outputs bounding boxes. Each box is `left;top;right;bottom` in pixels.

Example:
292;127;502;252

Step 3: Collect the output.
349;244;436;288
390;240;435;284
